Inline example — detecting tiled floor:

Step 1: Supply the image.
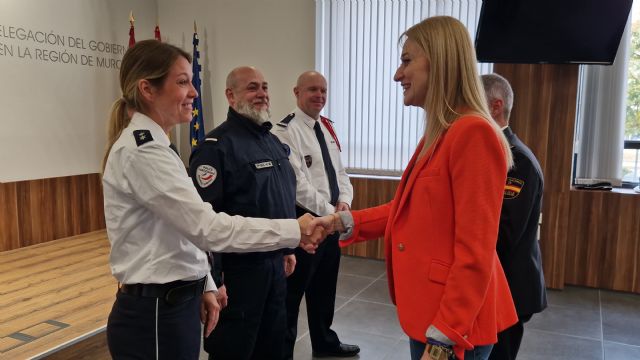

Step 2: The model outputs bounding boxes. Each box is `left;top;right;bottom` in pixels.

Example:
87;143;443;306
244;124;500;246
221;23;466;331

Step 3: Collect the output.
201;256;640;359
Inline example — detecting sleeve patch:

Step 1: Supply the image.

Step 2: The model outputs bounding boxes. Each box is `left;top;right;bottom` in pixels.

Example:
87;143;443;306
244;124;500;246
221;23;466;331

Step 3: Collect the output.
196;165;217;188
504;177;524;199
133;130;153;147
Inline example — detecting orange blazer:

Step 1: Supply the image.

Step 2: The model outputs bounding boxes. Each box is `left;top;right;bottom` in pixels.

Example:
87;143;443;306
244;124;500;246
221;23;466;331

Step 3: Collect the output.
341;115;517;358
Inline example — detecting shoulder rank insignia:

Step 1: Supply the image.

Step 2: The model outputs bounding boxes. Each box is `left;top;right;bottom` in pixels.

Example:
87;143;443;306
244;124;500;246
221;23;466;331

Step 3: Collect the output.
504;177;524;199
277;113;296;128
133;130;153;147
205;138;218;142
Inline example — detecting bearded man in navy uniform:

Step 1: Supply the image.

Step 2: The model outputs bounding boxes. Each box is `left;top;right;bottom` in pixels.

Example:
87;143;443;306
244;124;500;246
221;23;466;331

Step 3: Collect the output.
190;66;297;360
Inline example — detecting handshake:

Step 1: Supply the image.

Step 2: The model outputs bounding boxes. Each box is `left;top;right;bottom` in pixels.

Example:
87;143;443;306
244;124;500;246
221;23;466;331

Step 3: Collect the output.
296;213;346;253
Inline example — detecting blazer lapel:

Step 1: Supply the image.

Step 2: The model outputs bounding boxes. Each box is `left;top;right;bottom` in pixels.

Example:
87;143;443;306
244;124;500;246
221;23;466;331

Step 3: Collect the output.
391;138;428;225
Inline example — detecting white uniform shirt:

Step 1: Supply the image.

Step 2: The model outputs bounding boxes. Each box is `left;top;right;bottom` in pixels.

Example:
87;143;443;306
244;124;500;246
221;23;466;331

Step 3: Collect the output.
103;112;300;286
273;107;353;217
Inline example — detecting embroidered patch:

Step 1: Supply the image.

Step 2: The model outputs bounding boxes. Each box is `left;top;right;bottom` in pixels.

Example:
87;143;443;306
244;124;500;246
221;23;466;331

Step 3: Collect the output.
304;155;312;168
504;177;524;199
196;165;217;188
133;130;153;147
254;161;274;170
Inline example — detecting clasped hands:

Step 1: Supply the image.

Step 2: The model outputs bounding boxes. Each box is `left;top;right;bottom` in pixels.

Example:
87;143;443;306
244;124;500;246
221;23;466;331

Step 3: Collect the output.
297;211;346;253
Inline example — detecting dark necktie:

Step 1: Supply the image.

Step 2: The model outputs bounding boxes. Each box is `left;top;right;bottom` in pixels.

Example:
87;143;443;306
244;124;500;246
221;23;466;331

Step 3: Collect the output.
313;121;339;205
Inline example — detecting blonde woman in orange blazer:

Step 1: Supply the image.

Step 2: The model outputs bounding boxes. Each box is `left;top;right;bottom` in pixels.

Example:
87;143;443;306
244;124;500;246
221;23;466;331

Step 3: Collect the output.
324;17;518;360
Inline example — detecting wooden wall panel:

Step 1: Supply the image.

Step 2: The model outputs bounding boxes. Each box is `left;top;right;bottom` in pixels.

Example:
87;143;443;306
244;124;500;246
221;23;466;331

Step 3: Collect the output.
494;63;640;293
0;174;105;251
340;177;399;259
0;182;20;251
565;191;640;293
495;64;580;289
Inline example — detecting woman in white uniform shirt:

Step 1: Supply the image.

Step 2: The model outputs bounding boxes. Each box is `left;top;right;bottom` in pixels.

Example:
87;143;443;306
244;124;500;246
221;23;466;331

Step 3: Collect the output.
102;40;323;359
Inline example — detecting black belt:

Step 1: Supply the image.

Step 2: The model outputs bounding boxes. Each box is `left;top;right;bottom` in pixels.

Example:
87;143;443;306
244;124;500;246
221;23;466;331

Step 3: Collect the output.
221;249;283;261
119;277;206;306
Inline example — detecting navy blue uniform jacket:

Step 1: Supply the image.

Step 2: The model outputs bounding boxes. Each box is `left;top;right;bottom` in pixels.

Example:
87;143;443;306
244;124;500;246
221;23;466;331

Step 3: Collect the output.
499;127;547;316
189;108;298;283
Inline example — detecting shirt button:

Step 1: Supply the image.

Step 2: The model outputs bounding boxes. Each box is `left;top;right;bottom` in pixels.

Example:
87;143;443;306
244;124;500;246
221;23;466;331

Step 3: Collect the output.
397;243;405;251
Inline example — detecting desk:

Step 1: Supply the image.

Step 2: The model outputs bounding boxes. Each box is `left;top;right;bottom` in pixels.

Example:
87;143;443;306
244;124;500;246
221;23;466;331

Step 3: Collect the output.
0;230;115;359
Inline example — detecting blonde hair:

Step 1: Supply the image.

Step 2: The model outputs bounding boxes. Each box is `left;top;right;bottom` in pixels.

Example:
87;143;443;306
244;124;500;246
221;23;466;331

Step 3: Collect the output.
402;16;513;168
102;40;191;172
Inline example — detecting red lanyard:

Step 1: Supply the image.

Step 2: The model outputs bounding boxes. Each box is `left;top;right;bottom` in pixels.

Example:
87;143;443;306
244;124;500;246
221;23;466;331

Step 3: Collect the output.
320;116;341;152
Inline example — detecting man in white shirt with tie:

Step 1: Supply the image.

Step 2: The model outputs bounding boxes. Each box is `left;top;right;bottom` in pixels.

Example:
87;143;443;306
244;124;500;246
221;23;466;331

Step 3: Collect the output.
273;71;358;359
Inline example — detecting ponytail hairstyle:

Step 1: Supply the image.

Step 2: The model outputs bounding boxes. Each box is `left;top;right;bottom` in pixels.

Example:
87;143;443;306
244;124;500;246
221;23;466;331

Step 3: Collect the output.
401;16;513;168
102;39;191;172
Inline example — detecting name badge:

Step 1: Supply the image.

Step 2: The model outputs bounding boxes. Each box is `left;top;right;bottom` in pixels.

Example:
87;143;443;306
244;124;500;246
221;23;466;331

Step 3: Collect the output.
254;161;274;169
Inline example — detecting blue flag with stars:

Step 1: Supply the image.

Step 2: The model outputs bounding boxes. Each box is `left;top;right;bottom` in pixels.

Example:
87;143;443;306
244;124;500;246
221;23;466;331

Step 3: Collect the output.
190;30;205;150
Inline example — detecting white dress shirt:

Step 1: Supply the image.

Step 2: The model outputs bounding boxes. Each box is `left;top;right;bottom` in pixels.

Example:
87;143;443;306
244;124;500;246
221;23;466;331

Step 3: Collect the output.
102;112;300;286
273;107;353;217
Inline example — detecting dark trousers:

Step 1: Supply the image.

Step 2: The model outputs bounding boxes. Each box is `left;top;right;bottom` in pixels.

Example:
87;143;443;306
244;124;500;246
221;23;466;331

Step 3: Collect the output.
489;314;533;360
205;251;287;360
284;233;341;357
107;290;202;360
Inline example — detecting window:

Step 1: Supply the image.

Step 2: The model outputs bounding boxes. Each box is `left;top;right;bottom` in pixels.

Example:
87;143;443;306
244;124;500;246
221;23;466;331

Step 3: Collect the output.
623;3;640;184
316;0;490;176
575;3;640;187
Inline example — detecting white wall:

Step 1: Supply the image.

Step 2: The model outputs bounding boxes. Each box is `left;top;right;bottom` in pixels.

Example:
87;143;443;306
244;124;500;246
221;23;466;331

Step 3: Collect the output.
0;0;157;182
0;0;315;181
156;0;316;161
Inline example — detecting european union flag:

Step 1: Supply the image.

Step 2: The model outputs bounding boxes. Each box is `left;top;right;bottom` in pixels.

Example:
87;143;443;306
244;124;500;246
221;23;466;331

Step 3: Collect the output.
190;29;205;150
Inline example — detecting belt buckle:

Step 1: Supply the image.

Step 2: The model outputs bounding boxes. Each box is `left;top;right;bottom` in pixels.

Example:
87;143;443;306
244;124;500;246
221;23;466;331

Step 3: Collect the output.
164;279;203;306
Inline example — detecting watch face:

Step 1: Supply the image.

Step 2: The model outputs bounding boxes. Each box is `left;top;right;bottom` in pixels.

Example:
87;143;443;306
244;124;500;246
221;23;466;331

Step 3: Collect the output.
426;344;452;360
429;345;444;358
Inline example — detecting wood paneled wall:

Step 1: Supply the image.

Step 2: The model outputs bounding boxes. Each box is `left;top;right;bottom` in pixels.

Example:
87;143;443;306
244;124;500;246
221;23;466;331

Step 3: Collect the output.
495;64;640;293
0;174;105;251
494;64;580;289
565;190;640;292
341;177;399;259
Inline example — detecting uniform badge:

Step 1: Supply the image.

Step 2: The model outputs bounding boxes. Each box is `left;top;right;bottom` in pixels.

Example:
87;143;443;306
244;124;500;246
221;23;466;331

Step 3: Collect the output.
196;165;217;188
254;161;274;170
133;130;153;147
504;177;524;199
304;155;312;168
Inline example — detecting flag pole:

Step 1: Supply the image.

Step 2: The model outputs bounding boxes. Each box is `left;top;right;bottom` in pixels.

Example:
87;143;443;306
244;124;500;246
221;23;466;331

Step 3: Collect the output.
190;20;205;150
128;11;136;48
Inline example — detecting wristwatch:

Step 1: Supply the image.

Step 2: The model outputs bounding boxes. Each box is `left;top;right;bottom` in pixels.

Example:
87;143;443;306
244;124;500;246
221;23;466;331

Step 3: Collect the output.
425;342;454;360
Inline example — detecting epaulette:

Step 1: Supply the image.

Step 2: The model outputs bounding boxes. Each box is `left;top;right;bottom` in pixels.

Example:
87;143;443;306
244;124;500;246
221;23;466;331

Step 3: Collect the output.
277;113;296;128
205;138;218;142
133;130;153;147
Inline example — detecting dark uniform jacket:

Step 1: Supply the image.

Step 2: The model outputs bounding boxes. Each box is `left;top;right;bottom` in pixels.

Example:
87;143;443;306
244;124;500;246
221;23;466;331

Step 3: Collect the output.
499;127;548;316
189;107;297;283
